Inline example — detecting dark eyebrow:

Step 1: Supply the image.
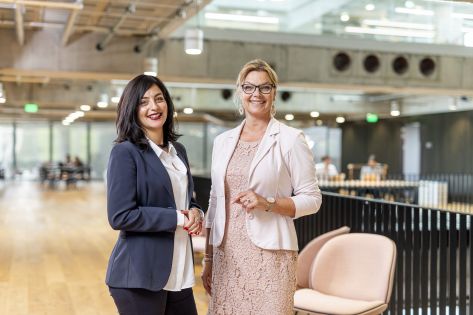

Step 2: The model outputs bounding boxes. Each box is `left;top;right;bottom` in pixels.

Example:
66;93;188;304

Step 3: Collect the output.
141;93;163;99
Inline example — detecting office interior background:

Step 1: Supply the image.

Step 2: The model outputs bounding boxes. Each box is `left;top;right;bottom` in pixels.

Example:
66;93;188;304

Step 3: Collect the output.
1;0;473;314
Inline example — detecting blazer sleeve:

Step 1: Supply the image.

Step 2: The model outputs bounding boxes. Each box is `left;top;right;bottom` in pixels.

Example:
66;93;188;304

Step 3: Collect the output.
107;144;177;232
287;132;322;219
204;137;218;229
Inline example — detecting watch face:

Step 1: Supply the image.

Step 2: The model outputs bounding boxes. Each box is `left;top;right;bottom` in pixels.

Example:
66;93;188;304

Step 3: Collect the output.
267;197;275;203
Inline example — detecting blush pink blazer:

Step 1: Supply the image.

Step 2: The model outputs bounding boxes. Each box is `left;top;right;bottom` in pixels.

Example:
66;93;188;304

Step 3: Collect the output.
204;118;322;250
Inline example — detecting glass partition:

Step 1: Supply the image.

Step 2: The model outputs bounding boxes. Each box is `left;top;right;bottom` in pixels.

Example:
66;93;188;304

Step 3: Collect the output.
15;122;50;179
90;122;116;180
0;123;14;179
53;122;87;164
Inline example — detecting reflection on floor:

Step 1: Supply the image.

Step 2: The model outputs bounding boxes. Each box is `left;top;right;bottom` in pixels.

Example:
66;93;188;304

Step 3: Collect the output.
0;181;209;315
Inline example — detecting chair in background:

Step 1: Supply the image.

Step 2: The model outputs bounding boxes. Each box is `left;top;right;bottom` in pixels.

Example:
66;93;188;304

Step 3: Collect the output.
294;233;397;315
296;226;351;289
347;163;389;180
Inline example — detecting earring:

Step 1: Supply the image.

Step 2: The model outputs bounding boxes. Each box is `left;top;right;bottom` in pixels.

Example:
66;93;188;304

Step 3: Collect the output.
234;95;244;115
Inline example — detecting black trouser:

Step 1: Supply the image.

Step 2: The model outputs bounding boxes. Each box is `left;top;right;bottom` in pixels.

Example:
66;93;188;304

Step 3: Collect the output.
109;287;198;315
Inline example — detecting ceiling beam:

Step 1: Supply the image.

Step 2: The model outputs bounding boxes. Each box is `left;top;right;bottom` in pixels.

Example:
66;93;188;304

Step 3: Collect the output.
149;0;212;38
14;4;24;45
86;0;109;26
0;75;50;84
62;7;81;46
0;0;83;10
0;20;150;36
2;67;473;97
96;3;136;51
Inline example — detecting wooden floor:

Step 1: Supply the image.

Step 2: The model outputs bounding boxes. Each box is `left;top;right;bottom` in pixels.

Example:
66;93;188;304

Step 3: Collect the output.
0;181;209;315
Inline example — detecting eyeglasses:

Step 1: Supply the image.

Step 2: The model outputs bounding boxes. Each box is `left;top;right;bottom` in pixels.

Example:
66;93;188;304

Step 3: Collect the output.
241;83;275;95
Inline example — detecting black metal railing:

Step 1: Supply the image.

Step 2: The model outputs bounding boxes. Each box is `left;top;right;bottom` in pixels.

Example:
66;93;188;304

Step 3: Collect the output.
295;192;472;315
320;173;473;213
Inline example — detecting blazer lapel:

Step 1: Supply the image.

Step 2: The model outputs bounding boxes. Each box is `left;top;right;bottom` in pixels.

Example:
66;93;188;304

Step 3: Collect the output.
175;149;194;203
217;121;244;186
142;147;174;201
248;118;280;180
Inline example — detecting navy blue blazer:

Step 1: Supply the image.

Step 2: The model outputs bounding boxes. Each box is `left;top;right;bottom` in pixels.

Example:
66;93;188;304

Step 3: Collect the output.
105;140;201;291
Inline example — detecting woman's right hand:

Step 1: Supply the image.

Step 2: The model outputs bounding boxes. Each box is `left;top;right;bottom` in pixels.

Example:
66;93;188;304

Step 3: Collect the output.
201;260;212;296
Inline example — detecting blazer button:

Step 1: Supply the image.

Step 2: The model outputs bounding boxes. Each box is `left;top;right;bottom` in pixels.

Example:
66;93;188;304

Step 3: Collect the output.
248;213;254;220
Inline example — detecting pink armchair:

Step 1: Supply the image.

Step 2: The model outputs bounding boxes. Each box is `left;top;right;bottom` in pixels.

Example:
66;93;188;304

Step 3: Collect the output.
296;226;351;289
294;233;397;315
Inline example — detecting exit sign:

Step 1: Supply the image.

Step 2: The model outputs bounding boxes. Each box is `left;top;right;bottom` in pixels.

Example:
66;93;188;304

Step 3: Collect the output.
366;113;378;123
24;103;39;113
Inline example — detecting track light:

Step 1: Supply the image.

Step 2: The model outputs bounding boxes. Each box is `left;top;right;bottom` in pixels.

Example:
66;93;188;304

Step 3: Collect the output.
97;94;109;108
143;57;158;76
390;101;401;116
285;114;294;121
0;82;5;104
185;28;204;55
80;105;91;111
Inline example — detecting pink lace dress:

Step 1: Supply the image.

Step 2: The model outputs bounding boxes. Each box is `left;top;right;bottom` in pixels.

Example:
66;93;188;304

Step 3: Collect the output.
208;140;297;315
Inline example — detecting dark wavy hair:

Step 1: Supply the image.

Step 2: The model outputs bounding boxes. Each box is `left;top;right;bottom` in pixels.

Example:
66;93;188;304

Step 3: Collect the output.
115;74;180;149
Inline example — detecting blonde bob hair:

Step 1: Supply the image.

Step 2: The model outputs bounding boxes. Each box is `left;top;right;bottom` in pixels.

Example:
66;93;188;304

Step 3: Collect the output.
235;59;279;88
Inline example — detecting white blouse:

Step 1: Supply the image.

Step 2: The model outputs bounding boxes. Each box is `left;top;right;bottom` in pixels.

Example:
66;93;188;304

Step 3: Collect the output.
148;140;195;291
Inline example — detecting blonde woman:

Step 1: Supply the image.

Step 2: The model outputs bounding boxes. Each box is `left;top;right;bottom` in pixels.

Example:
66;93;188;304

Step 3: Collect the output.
202;59;322;314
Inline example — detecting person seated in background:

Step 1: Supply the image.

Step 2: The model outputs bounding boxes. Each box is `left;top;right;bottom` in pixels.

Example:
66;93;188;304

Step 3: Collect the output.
73;156;85;180
73;156;83;168
64;154;73;167
315;155;338;180
360;155;383;181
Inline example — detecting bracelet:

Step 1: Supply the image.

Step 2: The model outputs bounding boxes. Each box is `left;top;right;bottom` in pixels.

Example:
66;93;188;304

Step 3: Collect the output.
203;257;213;262
191;208;204;222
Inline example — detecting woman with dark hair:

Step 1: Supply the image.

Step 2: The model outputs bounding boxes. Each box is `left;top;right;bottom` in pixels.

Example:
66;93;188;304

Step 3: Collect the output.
106;74;203;315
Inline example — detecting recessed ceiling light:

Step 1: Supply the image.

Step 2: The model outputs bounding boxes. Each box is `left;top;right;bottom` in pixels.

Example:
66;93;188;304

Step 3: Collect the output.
205;12;279;24
340;12;350;22
80;104;91;111
310;111;320;118
183;107;194;114
404;1;415;8
285;114;294;121
395;7;434;16
365;3;375;11
75;111;85;117
336;116;346;124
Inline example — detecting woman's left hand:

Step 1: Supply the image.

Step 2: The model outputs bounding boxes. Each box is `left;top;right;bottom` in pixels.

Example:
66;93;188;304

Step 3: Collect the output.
232;190;268;213
182;208;203;235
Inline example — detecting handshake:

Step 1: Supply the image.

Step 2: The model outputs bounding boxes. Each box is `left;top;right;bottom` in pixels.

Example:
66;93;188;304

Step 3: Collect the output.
181;208;203;236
